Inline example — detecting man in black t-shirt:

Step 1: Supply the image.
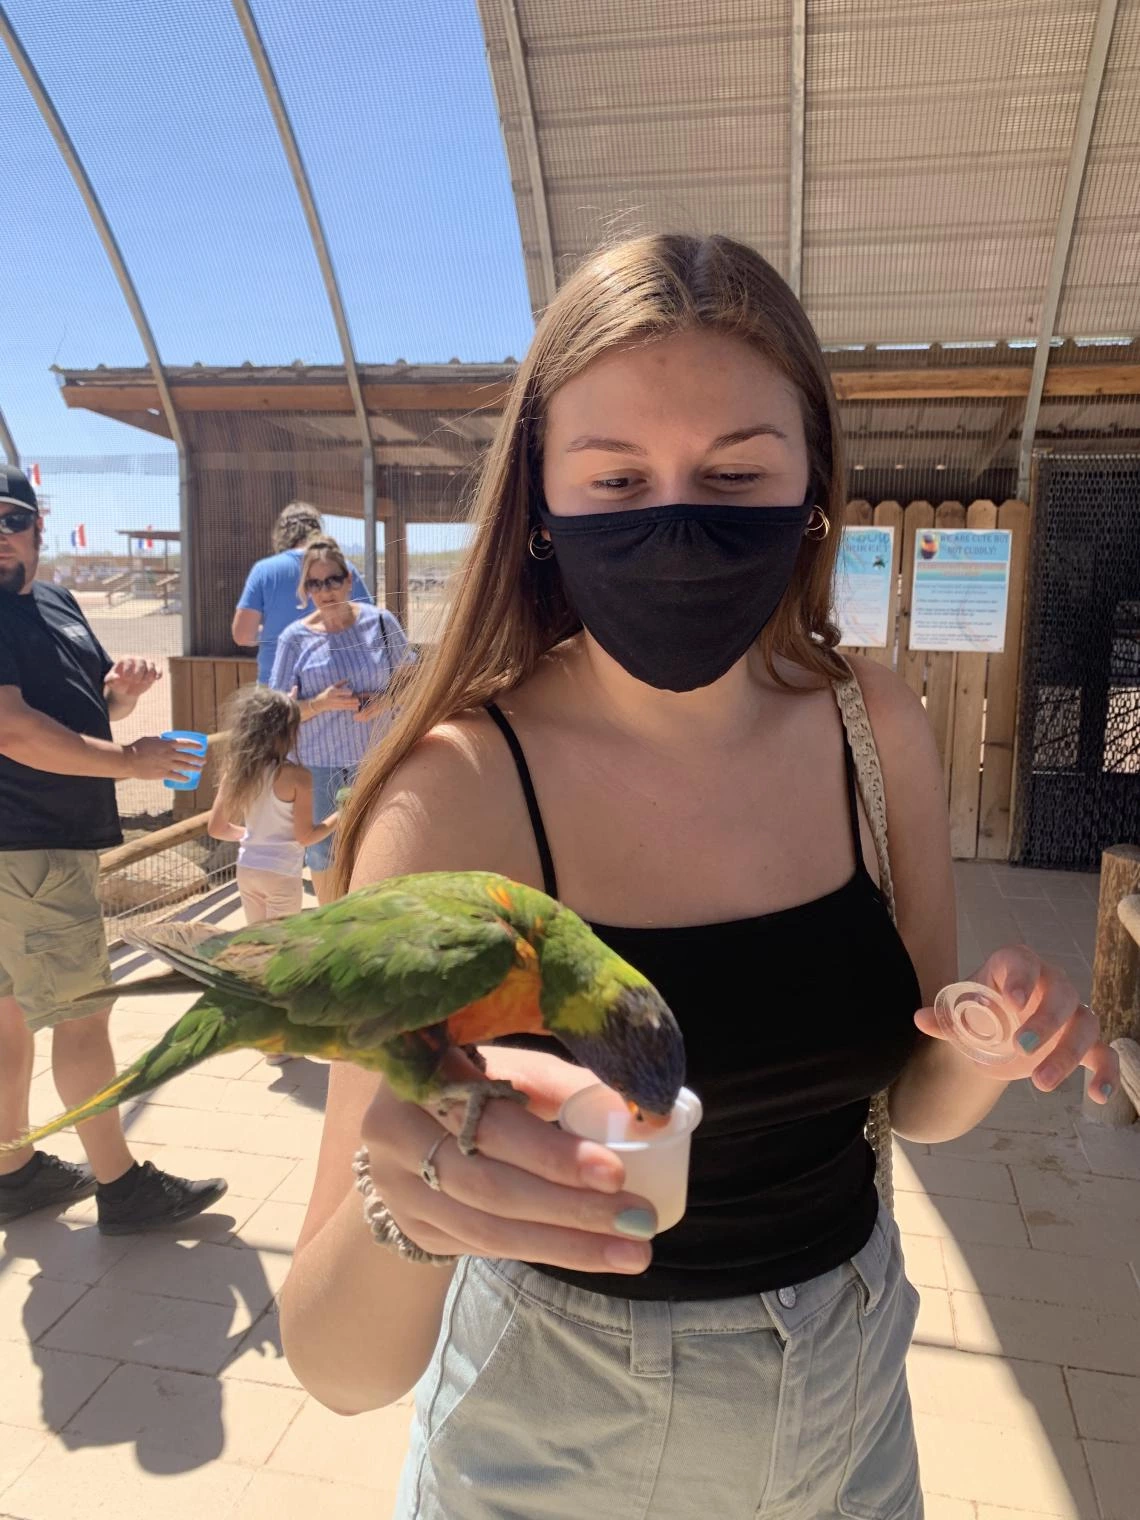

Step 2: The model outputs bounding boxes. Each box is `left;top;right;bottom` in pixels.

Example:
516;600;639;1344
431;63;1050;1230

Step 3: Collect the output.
0;465;228;1231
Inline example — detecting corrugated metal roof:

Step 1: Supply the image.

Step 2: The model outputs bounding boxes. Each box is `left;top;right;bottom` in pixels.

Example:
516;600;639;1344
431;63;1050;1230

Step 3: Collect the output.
478;0;1140;343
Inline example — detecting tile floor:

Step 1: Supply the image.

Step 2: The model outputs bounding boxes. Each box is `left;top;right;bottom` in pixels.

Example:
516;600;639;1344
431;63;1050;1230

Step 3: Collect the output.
0;862;1136;1519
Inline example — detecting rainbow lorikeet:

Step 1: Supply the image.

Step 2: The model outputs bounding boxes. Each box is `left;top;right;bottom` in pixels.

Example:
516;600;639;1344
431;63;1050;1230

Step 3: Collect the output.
3;872;685;1157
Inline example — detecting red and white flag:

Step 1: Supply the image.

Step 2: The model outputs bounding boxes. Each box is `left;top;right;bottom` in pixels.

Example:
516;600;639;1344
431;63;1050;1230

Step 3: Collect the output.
26;463;42;488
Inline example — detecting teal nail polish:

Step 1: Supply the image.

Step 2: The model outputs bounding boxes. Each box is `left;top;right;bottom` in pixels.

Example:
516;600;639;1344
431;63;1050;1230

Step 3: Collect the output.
1101;1082;1114;1099
1017;1029;1041;1053
613;1207;657;1240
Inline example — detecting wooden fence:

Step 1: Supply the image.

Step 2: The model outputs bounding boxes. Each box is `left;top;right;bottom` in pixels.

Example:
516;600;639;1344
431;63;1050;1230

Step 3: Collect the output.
172;502;1032;859
169;656;256;817
837;498;1031;861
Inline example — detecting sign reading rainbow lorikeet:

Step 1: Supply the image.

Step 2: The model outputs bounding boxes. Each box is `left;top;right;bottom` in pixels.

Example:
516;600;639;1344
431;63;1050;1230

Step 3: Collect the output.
835;526;895;648
909;529;1012;653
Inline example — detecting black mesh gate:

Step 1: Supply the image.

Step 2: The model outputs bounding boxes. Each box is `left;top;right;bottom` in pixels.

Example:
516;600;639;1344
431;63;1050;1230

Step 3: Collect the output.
1012;454;1140;870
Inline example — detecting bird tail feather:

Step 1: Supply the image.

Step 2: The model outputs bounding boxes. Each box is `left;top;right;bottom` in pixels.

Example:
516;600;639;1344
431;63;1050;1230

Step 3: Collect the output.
0;996;240;1153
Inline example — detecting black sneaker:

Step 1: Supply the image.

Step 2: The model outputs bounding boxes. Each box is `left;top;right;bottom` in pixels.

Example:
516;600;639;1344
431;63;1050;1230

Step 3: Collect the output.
96;1161;228;1236
0;1152;97;1224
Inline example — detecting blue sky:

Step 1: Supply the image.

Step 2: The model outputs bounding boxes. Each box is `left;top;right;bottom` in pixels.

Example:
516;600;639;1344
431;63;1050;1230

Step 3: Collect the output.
0;0;534;548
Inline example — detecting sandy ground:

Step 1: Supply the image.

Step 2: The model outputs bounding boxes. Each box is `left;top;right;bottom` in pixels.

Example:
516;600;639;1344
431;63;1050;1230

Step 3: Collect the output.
77;596;179;822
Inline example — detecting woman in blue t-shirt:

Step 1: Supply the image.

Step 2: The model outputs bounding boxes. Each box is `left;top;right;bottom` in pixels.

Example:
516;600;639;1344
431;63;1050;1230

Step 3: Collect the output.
269;537;412;902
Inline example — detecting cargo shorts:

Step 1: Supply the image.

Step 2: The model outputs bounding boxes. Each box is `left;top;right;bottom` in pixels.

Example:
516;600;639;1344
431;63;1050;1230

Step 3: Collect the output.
0;850;113;1032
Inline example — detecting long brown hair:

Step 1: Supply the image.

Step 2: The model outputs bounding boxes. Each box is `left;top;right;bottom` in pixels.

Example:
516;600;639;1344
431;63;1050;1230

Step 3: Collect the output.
220;686;300;818
296;537;351;607
335;232;846;893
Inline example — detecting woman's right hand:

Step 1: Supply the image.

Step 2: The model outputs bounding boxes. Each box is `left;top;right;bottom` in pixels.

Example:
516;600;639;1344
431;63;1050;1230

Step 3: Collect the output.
360;1046;657;1276
310;681;358;715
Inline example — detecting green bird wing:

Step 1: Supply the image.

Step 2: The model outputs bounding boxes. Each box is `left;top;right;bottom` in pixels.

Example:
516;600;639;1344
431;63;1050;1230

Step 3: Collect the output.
135;879;529;1041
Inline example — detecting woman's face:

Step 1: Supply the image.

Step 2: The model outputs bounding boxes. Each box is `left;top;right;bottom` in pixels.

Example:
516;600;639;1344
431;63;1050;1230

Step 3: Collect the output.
304;557;350;610
542;329;812;518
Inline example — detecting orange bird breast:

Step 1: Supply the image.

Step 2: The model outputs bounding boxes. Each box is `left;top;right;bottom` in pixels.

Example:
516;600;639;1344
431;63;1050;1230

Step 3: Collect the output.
445;964;545;1046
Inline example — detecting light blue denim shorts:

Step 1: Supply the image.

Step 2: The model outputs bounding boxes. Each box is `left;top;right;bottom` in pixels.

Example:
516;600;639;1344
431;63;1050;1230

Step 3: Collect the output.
394;1206;923;1520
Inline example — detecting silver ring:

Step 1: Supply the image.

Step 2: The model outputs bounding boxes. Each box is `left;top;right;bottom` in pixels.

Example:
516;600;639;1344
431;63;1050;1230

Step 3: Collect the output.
419;1133;450;1191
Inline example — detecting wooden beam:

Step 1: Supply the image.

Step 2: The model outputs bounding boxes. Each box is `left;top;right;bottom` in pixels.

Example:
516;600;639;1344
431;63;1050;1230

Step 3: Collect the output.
62;380;514;416
99;809;211;874
384;502;409;626
970;396;1023;482
833;365;1140;401
62;365;1140;426
112;409;174;440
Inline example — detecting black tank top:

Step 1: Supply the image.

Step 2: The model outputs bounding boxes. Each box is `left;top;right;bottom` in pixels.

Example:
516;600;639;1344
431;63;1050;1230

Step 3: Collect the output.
485;701;923;1301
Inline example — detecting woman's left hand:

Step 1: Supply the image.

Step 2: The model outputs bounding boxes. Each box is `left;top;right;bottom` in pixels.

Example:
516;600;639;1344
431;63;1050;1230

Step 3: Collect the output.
352;693;389;723
915;945;1119;1103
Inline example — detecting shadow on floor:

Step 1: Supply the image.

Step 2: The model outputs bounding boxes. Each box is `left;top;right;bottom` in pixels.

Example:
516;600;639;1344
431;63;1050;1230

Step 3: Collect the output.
271;1056;329;1113
4;1209;280;1473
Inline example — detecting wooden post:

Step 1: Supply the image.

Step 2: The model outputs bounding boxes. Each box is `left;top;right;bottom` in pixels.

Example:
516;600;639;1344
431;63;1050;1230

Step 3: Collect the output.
1085;844;1140;1125
866;501;902;669
899;501;934;699
924;502;967;788
384;502;409;629
839;500;873;660
947;501;997;858
978;499;1031;859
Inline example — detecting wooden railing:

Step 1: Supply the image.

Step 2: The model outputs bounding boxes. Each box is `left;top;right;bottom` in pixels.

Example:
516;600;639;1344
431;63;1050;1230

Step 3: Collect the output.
169;657;255;816
98;808;210;876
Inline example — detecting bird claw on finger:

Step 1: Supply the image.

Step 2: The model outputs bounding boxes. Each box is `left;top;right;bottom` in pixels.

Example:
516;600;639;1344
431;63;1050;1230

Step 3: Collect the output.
461;1043;489;1075
434;1079;528;1155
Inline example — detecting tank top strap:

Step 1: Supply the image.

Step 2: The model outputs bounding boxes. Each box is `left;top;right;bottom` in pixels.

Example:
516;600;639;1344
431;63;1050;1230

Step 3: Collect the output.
485;704;559;899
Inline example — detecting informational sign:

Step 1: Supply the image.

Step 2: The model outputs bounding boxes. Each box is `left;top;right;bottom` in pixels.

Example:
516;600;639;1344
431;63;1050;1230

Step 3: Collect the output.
834;525;895;648
909;528;1012;653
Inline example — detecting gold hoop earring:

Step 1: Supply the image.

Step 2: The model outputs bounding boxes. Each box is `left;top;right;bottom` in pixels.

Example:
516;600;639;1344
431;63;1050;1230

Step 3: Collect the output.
804;507;831;541
528;527;555;561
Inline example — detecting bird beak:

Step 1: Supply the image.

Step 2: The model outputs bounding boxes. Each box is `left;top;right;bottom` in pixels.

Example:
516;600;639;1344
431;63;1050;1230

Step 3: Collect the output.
628;1101;671;1130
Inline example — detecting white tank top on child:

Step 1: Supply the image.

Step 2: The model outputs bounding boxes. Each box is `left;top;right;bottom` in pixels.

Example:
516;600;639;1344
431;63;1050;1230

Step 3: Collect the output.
238;772;305;876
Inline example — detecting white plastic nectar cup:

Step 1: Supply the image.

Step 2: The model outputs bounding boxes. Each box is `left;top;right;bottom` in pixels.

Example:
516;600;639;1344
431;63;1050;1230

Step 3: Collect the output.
933;980;1024;1068
558;1084;703;1232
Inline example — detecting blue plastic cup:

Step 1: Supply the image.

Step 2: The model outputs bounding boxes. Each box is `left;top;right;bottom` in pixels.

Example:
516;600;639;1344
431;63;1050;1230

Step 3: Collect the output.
161;730;208;790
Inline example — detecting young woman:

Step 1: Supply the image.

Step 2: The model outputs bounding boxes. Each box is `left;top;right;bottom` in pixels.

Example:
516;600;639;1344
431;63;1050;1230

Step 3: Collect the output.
207;685;337;923
279;235;1116;1520
269;538;411;903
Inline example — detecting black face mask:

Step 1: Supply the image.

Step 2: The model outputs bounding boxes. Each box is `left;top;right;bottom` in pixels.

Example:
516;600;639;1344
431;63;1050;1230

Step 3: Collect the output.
537;499;814;692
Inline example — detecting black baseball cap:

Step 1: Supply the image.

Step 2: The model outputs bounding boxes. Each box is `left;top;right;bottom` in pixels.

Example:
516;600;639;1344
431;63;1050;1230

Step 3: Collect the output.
0;464;38;513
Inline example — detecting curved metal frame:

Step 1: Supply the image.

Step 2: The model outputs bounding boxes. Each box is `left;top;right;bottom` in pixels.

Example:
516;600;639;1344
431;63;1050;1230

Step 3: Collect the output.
0;402;18;467
231;0;378;598
0;5;193;651
1016;0;1121;500
788;0;807;300
496;0;556;311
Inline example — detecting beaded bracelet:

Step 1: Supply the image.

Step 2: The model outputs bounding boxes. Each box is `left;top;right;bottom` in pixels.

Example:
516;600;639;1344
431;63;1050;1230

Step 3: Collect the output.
351;1146;457;1267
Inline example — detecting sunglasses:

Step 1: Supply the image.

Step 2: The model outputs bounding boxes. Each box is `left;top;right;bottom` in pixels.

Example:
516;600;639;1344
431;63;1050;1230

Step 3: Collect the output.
0;507;38;537
304;572;348;594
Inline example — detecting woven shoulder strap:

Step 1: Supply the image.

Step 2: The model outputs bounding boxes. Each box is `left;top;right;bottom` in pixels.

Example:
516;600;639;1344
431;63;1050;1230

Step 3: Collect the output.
832;659;896;1212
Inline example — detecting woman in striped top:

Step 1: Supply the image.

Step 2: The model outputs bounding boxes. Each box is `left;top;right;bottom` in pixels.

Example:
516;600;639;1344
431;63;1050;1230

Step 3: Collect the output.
269;537;412;902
